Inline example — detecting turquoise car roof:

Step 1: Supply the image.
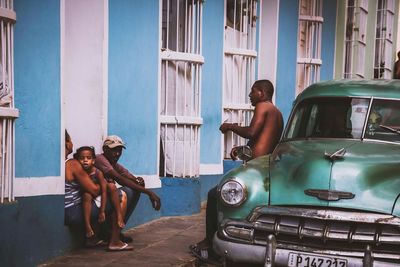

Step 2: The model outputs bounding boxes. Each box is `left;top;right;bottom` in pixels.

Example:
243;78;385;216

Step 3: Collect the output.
296;79;400;103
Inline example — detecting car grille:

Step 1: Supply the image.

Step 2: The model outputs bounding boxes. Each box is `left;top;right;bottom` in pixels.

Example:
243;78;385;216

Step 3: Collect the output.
223;206;400;256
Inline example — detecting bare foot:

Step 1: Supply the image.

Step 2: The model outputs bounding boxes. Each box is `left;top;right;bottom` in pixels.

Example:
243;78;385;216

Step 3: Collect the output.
86;228;94;238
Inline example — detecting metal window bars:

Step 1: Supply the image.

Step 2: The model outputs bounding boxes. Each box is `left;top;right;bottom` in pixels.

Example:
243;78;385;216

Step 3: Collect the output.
374;0;395;79
0;0;17;203
160;0;203;178
223;0;258;159
296;0;323;95
344;0;368;79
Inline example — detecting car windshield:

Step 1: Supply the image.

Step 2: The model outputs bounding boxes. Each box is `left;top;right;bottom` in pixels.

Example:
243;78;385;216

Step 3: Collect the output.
284;97;370;140
364;99;400;143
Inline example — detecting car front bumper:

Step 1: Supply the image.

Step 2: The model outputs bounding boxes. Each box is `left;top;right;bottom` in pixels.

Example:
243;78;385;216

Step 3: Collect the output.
214;206;400;266
213;233;400;267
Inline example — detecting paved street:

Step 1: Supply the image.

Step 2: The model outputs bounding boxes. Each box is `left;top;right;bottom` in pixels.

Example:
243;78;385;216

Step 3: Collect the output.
40;207;219;267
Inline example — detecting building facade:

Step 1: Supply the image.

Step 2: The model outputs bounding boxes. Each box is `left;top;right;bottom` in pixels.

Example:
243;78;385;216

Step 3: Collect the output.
0;0;398;266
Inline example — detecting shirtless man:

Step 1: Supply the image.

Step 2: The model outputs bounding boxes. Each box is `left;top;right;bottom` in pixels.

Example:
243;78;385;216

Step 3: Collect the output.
220;79;283;158
393;51;400;79
190;80;283;263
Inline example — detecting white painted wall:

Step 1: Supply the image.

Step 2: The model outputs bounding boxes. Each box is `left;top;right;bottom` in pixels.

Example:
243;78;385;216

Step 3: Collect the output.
63;0;107;154
257;0;279;103
398;3;400;52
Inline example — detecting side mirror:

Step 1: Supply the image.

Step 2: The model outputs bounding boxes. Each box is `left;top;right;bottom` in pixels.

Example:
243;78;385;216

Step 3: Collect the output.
234;145;253;162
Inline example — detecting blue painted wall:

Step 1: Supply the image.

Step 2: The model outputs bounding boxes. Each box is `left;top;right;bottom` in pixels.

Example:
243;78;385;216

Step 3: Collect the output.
199;160;241;201
1;2;72;266
108;0;159;174
200;0;224;164
0;196;74;267
161;177;201;216
200;174;221;200
14;0;61;177
320;0;337;81
276;0;299;122
125;188;162;229
223;159;242;174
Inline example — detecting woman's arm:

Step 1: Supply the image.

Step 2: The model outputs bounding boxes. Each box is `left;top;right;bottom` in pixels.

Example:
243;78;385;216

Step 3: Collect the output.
67;159;100;197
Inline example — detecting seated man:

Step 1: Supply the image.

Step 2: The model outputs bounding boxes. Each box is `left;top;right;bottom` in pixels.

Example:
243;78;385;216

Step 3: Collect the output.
94;135;161;242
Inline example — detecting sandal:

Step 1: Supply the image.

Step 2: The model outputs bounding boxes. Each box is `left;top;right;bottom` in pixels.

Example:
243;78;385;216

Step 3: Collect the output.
189;244;222;266
85;235;106;248
107;242;134;252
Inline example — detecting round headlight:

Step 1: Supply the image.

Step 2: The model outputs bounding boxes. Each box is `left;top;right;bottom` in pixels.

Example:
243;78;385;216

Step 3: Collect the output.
220;179;247;206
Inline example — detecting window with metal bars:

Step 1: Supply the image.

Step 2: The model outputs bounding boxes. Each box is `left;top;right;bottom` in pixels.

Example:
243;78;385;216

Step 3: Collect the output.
159;0;203;178
374;0;394;79
296;0;323;94
0;0;17;203
344;0;368;78
222;0;258;159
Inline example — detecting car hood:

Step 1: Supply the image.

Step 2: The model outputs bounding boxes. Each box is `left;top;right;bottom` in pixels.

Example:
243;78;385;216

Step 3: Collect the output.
269;139;400;214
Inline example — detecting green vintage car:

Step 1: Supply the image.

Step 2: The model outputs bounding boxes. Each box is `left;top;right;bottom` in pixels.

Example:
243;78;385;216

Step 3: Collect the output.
213;80;400;267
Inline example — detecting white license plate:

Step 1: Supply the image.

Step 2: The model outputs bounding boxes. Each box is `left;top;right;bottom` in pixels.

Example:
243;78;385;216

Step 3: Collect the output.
288;252;347;267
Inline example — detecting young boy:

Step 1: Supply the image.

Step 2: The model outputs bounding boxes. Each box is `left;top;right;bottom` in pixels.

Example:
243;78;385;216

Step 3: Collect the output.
74;146;125;246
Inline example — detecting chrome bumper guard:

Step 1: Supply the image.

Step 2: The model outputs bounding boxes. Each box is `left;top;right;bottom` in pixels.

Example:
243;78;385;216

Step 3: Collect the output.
214;207;400;267
213;233;400;267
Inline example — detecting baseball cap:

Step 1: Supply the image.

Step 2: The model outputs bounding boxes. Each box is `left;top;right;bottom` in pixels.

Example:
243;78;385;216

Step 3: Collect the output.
103;135;126;149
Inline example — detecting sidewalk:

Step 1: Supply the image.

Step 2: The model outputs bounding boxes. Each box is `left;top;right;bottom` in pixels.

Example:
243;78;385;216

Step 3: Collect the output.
40;207;218;267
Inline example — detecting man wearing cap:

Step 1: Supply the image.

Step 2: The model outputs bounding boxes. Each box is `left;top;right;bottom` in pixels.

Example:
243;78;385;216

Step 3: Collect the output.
95;135;161;241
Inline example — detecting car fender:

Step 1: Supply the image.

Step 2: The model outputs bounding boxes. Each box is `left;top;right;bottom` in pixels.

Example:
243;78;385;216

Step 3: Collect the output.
393;194;400;216
217;155;271;222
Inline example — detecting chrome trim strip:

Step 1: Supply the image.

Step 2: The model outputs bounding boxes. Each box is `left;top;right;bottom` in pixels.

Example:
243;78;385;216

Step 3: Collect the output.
221;207;400;252
248;206;400;225
362;96;374;140
362;138;400;145
222;221;400;249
